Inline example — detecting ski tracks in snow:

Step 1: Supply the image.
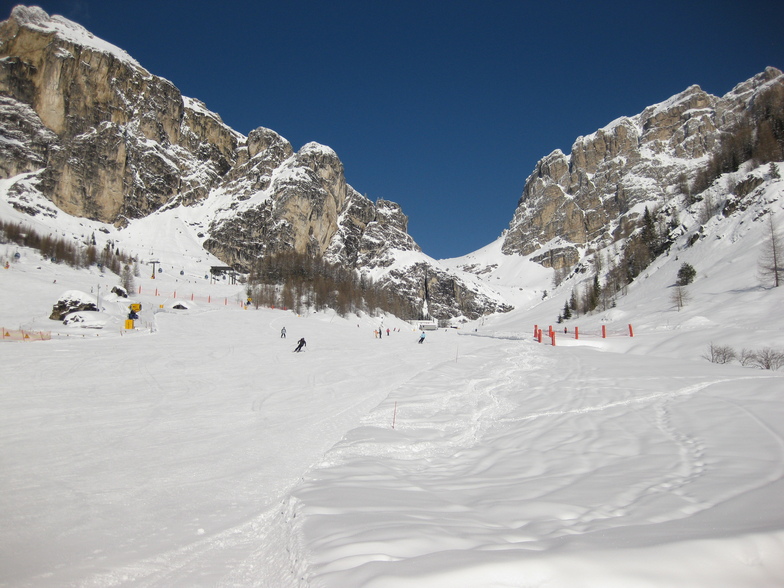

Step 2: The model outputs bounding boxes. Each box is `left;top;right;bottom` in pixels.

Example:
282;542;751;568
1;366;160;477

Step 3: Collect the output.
289;337;784;584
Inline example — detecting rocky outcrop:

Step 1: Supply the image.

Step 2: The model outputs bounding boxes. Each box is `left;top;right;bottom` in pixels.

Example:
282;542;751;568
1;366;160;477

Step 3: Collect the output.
385;262;513;320
200;142;418;272
0;95;57;177
350;199;421;269
49;290;98;320
0;6;241;223
502;67;784;269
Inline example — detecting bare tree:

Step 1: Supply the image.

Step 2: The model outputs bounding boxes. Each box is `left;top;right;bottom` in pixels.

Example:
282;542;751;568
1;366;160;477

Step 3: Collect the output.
750;347;784;371
758;213;782;287
739;348;758;367
670;285;690;311
702;343;736;364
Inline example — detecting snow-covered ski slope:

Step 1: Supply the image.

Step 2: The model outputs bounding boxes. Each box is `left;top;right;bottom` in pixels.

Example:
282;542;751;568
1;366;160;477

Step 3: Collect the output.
2;178;784;586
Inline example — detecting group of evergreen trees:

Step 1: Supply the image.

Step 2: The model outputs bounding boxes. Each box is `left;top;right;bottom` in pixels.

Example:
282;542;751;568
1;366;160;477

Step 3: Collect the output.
1;219;134;277
246;249;419;318
557;206;673;322
557;202;781;322
1;219;419;318
691;86;784;196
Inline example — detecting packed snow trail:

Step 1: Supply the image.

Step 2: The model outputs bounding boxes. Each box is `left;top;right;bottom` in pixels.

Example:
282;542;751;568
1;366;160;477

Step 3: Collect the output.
291;335;784;587
0;307;488;587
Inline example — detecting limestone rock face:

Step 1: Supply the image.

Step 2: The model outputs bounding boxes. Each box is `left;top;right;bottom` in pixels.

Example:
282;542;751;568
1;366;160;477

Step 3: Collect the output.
502;67;784;268
0;95;57;177
351;199;420;269
385;262;513;320
0;6;240;223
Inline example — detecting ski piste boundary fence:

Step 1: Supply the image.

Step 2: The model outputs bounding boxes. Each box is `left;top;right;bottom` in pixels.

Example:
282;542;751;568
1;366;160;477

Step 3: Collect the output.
136;285;246;307
534;324;635;346
1;327;51;341
135;286;293;312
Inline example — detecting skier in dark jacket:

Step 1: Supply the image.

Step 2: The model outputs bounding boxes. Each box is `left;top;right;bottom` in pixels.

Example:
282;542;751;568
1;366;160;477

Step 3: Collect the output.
294;338;306;352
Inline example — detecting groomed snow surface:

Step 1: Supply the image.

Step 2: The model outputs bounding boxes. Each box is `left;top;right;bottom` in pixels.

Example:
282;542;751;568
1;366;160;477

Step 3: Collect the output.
2;213;784;586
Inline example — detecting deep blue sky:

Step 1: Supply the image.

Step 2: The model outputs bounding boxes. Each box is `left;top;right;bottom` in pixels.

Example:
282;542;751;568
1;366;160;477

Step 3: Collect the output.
7;1;783;258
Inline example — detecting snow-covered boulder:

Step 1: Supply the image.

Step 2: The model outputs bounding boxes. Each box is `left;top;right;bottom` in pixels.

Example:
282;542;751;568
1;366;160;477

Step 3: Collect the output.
62;312;106;328
49;290;98;320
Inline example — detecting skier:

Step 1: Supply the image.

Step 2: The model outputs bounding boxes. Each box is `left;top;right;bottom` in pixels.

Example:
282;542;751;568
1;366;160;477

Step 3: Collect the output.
294;337;306;352
281;327;286;338
418;331;426;344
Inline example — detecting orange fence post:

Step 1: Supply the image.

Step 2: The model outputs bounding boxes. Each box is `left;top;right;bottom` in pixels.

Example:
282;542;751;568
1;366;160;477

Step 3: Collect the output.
575;326;579;340
551;331;556;346
602;325;607;338
537;329;543;343
628;324;634;337
534;324;538;337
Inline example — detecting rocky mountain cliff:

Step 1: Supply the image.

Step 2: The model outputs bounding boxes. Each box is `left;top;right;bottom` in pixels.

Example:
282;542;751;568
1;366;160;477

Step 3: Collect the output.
0;5;509;320
502;66;784;271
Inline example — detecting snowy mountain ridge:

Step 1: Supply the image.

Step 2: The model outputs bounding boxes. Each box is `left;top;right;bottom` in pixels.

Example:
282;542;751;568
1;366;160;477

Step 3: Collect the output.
0;5;510;320
1;5;783;325
7;4;143;69
501;67;784;273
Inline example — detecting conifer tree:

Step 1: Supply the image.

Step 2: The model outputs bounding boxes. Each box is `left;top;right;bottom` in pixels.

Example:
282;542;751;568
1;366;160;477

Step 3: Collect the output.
676;262;696;286
562;300;572;320
121;264;135;293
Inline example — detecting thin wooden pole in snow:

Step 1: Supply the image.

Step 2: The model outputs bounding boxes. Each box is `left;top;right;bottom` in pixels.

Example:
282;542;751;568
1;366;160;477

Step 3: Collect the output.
392;401;397;429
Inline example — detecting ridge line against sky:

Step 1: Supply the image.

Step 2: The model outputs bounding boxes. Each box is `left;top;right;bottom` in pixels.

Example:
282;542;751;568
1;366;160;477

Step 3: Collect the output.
10;0;784;259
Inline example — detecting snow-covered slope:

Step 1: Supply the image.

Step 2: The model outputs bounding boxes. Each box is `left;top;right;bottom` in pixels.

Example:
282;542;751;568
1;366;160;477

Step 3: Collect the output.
1;163;783;587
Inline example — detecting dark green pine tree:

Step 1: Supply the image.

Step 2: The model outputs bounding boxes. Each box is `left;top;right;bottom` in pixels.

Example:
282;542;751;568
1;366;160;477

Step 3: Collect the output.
586;275;601;312
641;207;658;252
676;262;697;286
563;299;572;320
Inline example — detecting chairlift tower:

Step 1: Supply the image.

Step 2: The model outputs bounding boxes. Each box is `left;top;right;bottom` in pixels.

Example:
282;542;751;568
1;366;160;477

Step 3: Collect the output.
149;260;160;279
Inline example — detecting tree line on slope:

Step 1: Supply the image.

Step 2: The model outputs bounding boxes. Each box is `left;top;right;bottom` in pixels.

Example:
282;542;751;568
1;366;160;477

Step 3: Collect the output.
245;249;420;319
1;219;134;278
556;204;782;324
689;85;784;197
